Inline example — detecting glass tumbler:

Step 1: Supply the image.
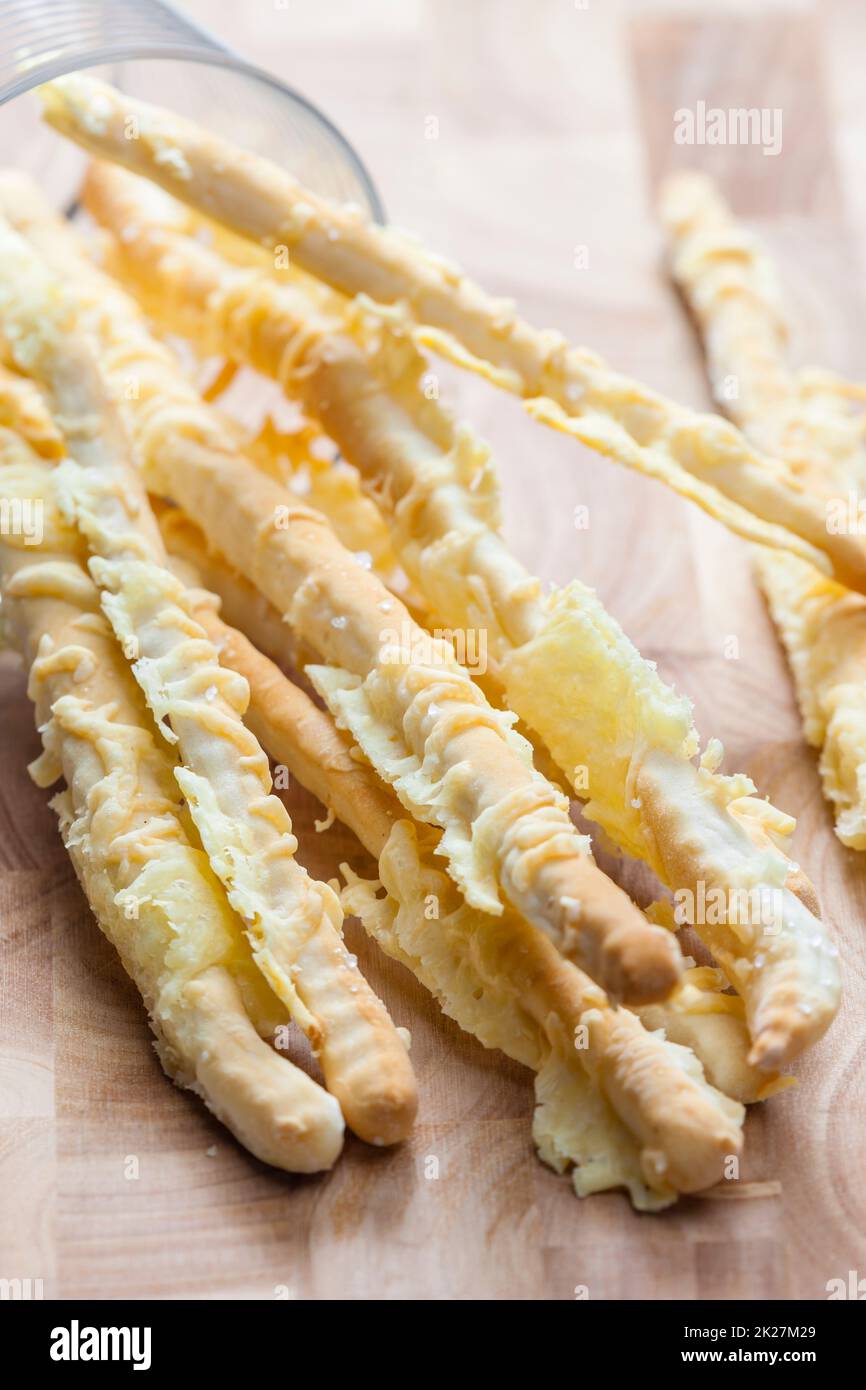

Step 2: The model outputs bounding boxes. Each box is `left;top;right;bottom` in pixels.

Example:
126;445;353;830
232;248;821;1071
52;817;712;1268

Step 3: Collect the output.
0;0;384;217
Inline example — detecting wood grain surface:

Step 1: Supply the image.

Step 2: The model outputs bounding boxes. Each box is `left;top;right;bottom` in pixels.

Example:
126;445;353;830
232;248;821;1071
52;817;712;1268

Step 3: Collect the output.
2;0;865;1300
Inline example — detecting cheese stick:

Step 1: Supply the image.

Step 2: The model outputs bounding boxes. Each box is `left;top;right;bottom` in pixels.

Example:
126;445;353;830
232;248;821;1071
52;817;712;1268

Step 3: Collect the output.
154;500;299;671
660;171;866;852
0;369;345;1172
756;553;866;849
83;165;840;1069
171;574;750;1206
244;416;404;584
658;173;865;493
0;176;680;1008
38;74;866;592
0;218;417;1147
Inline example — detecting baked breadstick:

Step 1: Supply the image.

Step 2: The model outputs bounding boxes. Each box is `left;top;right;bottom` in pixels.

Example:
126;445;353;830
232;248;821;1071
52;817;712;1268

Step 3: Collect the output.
755;552;866;848
170;575;751;1206
183;585;402;858
245;416;403;584
154;500;298;671
0;370;345;1172
155;489;421;676
660;171;866;851
84;165;840;1069
39;75;866;592
0;217;417;1147
0;176;680;1007
659;173;865;492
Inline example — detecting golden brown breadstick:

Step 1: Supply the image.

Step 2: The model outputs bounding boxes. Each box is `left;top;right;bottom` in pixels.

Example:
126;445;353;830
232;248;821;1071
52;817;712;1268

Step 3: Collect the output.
0;217;417;1147
154;500;298;671
244;416;403;583
660;171;866;852
0;370;344;1172
83;164;840;1070
0;176;680;1007
171;575;749;1205
186;587;403;860
755;552;866;848
39;75;866;591
659;173;865;491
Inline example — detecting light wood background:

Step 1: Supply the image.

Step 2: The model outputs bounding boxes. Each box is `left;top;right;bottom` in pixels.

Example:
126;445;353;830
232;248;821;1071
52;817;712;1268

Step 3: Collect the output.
2;0;865;1300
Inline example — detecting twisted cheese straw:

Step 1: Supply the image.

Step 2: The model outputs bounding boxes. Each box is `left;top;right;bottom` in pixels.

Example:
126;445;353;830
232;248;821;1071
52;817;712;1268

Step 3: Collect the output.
0;175;680;1008
83;165;841;1071
0;368;344;1171
659;171;866;852
37;74;866;593
244;417;403;583
165;563;751;1206
0;219;417;1147
150;499;299;671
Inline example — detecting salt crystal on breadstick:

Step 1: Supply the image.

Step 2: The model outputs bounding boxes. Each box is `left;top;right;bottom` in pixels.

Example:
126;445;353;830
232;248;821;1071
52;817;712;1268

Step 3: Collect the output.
172;575;749;1205
38;74;866;592
0;372;344;1172
84;165;839;1069
0;174;679;1007
0;218;417;1147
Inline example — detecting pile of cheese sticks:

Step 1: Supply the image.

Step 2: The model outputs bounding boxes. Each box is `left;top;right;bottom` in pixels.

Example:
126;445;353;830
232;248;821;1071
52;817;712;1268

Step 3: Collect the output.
0;75;851;1210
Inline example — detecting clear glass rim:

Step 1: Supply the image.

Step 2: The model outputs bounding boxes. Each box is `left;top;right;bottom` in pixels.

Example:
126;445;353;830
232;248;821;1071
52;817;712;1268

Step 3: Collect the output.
0;46;386;223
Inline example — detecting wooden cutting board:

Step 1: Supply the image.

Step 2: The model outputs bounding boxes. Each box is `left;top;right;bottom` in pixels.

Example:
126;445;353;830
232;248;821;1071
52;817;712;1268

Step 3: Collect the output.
2;0;865;1300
